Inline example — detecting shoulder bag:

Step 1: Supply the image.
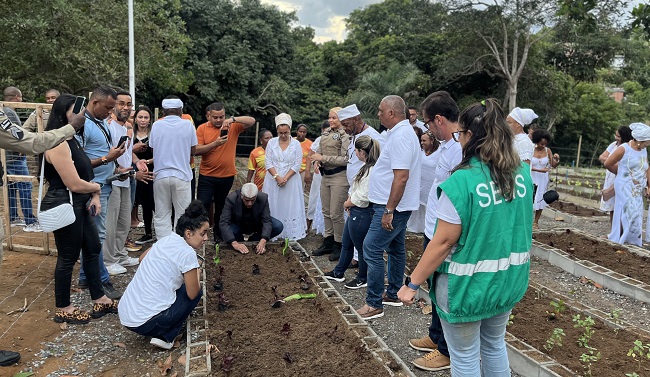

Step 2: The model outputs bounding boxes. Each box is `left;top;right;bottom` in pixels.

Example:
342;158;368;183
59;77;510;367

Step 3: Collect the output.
37;153;76;232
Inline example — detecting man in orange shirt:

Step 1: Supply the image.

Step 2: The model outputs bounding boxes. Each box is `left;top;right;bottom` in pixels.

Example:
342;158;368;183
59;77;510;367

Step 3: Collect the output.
295;124;312;190
196;102;256;242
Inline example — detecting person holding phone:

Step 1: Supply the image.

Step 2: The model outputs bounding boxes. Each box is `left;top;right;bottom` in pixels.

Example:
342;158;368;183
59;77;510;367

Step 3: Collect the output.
102;90;141;276
195;102;256;242
132;106;155;244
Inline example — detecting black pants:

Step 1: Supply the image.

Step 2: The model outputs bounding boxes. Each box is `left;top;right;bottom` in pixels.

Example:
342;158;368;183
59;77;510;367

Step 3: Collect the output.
53;195;104;308
135;179;155;236
197;174;234;240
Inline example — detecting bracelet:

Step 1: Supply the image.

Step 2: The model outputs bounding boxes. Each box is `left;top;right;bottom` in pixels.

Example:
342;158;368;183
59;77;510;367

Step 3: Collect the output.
273;174;279;179
407;282;420;290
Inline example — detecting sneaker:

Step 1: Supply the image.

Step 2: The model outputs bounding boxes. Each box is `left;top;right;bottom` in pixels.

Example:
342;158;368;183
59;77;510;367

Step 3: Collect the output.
412;350;451;371
409;336;438;352
135;234;154;245
356;304;384;320
10;219;25;227
323;270;345;282
106;263;127;275
53;308;91;325
344;278;367;290
124;239;142;252
102;281;122;300
119;257;140;267
150;337;174;350
23;223;42;232
382;293;404;307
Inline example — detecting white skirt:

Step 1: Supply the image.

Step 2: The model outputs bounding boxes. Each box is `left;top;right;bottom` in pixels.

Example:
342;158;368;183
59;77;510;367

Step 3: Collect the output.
263;173;307;241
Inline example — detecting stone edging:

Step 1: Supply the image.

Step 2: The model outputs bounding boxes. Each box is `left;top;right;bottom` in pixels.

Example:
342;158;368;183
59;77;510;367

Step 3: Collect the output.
541;207;607;224
185;242;211;376
530;228;650;304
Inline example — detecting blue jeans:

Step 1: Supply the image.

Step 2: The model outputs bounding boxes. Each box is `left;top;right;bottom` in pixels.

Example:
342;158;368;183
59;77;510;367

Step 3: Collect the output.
229;217;283;241
362;204;411;308
440;310;512;376
80;184;112;284
128;283;203;342
333;206;373;280
424;235;449;357
6;156;35;224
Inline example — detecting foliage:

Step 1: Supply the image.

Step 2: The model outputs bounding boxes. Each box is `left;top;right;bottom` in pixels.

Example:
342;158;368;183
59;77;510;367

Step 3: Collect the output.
573;314;596;347
627;340;650;374
544;327;566;351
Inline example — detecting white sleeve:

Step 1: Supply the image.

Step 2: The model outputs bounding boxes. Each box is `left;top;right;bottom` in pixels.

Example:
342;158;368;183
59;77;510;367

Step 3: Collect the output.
179;248;200;273
436;191;461;225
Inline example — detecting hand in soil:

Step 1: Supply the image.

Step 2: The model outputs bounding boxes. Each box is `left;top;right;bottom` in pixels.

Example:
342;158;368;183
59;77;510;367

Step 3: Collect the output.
256;240;266;254
232;242;250;254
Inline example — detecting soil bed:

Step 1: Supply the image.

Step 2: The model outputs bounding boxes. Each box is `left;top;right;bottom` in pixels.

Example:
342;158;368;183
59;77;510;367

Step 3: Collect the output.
533;230;650;283
204;243;392;377
548;201;602;217
510;288;650;376
404;233;424;275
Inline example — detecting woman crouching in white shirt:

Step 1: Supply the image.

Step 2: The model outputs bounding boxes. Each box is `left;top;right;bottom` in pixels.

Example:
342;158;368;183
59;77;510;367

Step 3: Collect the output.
118;200;207;349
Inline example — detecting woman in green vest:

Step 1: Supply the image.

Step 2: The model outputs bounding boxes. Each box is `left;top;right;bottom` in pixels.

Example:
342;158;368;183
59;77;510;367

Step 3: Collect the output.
398;99;533;376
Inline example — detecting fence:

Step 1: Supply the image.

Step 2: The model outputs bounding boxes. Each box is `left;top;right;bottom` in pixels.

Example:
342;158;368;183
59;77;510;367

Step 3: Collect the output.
0;101;55;254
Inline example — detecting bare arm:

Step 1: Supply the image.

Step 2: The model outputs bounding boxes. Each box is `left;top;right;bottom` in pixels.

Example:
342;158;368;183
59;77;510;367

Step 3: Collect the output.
46;143;101;193
183;268;201;300
598;149;611;165
194;137;226;155
604;145;625;174
246;169;255;183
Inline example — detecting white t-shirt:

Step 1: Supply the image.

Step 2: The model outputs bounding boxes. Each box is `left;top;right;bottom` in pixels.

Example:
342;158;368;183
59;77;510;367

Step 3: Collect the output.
368;120;421;212
347;126;385;186
149;115;198;182
411;119;427;132
118;233;200;327
420;149;441;205
108;120;133;188
514;133;534;163
424;139;463;239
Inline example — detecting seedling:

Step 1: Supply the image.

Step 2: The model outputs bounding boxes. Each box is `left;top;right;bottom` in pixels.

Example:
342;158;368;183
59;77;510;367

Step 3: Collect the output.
579;347;601;377
627;340;650;374
546;300;566;320
214;243;221;265
283;352;293;363
573;314;595;348
608;308;623;325
544;328;566;352
507;314;514;327
282;237;289;255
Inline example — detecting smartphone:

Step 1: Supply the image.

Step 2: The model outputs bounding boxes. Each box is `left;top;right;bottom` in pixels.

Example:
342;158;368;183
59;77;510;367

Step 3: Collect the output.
220;128;228;138
90;204;97;217
72;96;86;114
117;135;129;148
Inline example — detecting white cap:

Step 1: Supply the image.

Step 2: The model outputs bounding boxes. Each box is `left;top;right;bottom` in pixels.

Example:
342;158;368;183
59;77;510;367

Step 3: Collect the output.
161;98;183;109
338;104;361;121
508;107;538;127
275;113;292;128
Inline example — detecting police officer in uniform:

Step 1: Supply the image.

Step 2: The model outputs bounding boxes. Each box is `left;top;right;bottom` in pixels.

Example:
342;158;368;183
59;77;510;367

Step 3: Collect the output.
0;106;85;367
309;107;350;259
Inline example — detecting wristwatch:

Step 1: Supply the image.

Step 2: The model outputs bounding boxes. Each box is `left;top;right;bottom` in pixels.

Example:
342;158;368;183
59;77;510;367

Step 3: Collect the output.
231;116;236;123
101;156;109;165
383;208;394;215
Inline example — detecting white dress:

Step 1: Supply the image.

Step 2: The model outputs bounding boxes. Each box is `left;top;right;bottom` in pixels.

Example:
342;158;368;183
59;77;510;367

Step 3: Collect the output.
608;143;648;246
407;149;439;233
600;141;617;212
306;137;324;235
531;149;550;211
263;137;307;241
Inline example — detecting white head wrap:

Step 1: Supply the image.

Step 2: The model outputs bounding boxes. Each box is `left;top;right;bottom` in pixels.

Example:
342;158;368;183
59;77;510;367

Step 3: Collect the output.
161;98;183;109
275;113;292;128
508;107;538;127
338;104;361;121
630;122;650;142
241;183;259;198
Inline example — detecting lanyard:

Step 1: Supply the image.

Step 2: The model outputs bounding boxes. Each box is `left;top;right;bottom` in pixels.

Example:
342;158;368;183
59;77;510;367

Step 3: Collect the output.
83;111;112;148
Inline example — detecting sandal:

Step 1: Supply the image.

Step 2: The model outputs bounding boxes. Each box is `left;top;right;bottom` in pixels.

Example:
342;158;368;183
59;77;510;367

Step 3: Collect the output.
54;308;91;324
92;301;118;319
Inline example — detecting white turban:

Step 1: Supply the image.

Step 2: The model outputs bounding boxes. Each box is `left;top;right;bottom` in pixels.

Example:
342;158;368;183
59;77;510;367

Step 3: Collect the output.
508;107;538;127
161;98;183;109
338;104;361;121
241;183;258;198
275;113;292;128
630;122;650;142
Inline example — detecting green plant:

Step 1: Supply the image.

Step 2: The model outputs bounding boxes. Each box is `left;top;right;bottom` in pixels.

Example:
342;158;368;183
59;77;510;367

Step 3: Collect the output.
544;328;566;352
546;300;566;319
507;314;514;327
627;340;650;374
608;308;623;324
580;347;601;377
573;314;596;347
214;243;221;265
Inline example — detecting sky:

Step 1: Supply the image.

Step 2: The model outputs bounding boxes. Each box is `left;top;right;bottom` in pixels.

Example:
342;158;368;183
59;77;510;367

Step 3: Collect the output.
260;0;382;43
260;0;644;43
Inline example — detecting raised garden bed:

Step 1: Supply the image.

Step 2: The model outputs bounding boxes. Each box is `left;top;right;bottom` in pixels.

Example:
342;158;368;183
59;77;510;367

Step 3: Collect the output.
532;229;650;303
541;201;607;224
548;201;602;217
508;282;650;376
204;242;413;376
404;233;424;275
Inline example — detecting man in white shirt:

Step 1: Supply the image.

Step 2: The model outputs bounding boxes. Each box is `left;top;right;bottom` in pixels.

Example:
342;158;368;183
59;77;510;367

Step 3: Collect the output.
357;95;421;320
409;106;427;132
149;97;198;238
408;91;462;372
103;91;142;275
507;107;538;165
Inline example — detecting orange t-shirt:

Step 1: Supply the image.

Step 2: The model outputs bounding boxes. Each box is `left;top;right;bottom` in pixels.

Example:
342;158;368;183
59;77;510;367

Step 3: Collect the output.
297;138;313;173
196;121;244;177
248;146;266;191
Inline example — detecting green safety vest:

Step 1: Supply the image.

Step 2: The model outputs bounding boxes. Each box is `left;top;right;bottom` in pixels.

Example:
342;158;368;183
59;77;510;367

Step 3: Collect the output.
432;157;533;323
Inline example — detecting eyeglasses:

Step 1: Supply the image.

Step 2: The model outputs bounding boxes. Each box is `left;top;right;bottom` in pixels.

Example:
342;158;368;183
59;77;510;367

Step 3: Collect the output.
451;130;469;142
